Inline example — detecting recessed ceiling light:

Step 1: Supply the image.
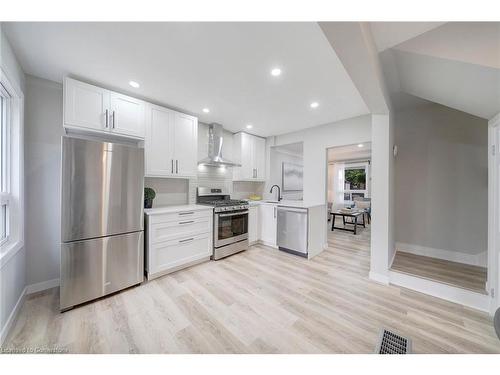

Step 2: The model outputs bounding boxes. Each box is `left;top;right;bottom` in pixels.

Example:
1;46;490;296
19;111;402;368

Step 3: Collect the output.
310;102;319;108
202;108;210;113
246;124;253;129
271;68;282;77
358;143;364;148
129;81;140;88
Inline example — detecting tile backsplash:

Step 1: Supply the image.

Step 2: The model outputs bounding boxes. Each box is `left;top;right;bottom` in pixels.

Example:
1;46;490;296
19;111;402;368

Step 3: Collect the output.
144;177;189;207
145;166;264;207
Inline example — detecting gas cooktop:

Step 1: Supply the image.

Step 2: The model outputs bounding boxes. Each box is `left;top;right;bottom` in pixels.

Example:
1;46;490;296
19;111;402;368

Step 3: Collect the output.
196;187;249;212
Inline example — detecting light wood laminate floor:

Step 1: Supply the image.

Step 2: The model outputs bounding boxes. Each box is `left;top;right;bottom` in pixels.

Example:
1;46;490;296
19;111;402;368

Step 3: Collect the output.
3;222;500;353
391;251;487;294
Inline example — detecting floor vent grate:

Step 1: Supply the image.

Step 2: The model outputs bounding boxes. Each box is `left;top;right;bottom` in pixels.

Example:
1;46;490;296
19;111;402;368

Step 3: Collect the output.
375;329;412;354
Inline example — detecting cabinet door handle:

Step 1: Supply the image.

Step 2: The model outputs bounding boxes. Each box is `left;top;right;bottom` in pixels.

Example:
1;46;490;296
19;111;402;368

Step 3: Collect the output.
176;160;179;174
105;109;109;128
112;110;116;129
179;220;194;225
274;207;276;218
179;211;195;216
179;237;194;244
255;168;258;178
171;159;174;174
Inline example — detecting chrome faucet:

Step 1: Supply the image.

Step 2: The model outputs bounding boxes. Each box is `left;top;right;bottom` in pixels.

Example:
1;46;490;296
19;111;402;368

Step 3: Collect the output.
270;185;282;201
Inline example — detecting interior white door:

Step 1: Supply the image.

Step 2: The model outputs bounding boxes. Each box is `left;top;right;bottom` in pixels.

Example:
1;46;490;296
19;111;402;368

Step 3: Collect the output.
146;106;175;176
110;92;145;138
173;112;198;177
64;77;109;131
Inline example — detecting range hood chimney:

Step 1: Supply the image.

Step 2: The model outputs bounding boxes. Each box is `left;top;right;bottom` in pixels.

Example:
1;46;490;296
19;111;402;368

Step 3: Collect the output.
198;123;241;167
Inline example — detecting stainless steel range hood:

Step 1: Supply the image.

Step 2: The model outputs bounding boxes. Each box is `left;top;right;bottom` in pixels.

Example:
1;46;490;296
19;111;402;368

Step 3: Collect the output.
198;123;241;167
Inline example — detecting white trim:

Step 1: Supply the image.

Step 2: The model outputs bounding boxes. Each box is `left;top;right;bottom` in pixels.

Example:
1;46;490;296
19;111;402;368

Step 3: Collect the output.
0;239;24;268
396;242;487;267
0;66;24;261
0;286;26;346
368;271;389;285
488;113;500;314
389;271;490;313
389;248;396;268
26;278;60;295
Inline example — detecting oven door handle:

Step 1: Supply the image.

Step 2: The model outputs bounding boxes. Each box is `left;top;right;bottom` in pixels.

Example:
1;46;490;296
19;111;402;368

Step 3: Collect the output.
217;210;249;218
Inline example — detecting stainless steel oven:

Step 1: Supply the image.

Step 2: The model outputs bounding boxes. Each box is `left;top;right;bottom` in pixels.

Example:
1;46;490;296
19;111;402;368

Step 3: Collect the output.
197;187;250;260
214;209;249;248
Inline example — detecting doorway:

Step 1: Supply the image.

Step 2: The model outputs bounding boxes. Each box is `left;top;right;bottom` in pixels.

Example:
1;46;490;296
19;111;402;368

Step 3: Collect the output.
325;143;372;272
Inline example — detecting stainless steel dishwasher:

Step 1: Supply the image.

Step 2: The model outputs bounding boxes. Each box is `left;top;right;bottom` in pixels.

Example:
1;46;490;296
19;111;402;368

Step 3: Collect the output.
277;206;308;257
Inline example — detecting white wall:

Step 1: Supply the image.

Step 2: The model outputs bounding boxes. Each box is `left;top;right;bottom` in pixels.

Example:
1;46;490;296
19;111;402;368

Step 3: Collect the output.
270;115;372;203
394;103;488;264
370;114;395;282
24;75;63;286
268;115;372;247
0;25;26;343
268;148;303;200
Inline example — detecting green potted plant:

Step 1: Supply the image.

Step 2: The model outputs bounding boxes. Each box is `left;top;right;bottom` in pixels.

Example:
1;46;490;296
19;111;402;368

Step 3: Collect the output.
144;187;156;209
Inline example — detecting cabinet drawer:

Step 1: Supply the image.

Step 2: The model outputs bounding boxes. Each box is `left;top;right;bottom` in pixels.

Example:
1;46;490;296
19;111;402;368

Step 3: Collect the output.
149;209;211;225
149;233;211;276
150;216;211;243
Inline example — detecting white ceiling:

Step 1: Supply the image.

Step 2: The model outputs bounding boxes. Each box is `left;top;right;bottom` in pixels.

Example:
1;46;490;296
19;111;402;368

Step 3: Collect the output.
328;142;371;162
395;22;500;69
377;22;500;119
3;22;369;137
370;22;445;52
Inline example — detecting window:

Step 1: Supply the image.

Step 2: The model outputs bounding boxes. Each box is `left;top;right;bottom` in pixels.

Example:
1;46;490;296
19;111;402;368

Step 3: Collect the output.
0;85;10;245
343;164;369;203
0;66;23;257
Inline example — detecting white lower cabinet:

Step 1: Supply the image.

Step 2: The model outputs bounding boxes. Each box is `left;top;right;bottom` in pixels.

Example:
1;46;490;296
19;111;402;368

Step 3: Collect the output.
145;207;212;280
248;206;259;244
259;203;277;247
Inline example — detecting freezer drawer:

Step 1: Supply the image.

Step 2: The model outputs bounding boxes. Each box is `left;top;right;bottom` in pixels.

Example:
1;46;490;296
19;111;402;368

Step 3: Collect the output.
277;207;308;256
60;231;144;310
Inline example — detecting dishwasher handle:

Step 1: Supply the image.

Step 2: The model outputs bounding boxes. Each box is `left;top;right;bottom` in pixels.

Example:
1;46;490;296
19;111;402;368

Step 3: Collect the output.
277;207;308;214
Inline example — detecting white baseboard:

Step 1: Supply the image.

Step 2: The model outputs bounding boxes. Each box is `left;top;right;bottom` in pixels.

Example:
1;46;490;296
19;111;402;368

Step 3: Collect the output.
389;249;397;268
26;278;59;294
389;270;491;313
0;286;27;346
396;242;487;267
369;271;389;285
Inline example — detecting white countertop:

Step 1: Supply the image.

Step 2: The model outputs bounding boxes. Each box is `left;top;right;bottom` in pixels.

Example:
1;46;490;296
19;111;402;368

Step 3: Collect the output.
248;200;324;209
144;204;212;215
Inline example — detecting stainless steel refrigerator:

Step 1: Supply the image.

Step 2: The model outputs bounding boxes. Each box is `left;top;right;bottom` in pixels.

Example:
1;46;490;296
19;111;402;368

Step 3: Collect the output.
60;136;144;310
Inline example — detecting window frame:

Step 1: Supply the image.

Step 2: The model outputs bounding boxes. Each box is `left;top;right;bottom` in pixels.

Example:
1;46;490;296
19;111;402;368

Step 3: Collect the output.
0;65;24;265
1;83;12;246
343;162;370;203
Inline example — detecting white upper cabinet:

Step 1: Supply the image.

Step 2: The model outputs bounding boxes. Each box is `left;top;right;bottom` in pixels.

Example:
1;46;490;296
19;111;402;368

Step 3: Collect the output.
233;132;266;181
64;78;109;131
145;104;198;178
172;112;198;177
146;105;175;176
254;136;266;180
64;77;145;139
109;92;145;138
